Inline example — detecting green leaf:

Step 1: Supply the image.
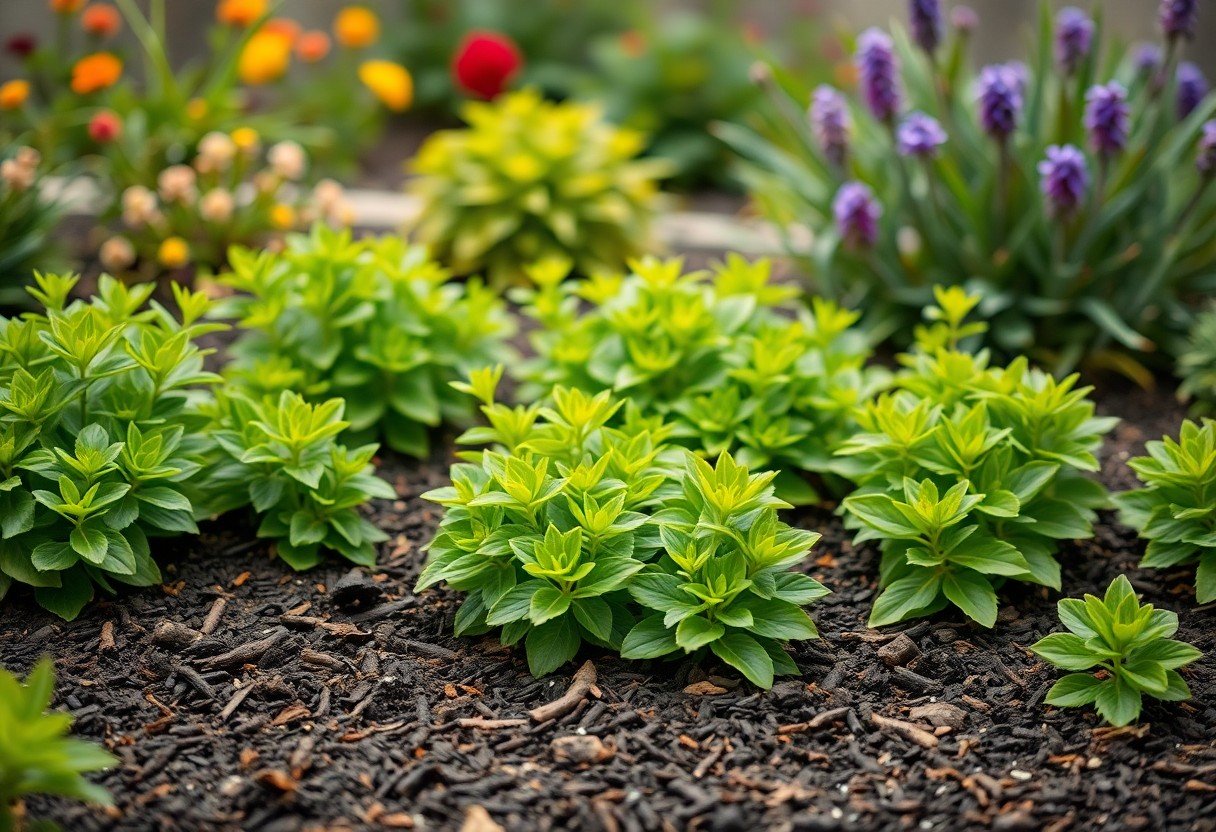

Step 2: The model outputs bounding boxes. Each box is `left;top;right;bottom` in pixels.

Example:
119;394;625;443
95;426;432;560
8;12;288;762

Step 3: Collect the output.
572;557;644;597
620;614;679;659
675;616;725;651
738;597;819;640
525;616;581;677
868;571;943;627
942;570;998;627
486;581;544;627
1094;676;1142;727
69;525;110;564
35;568;94;621
710;633;775;689
573;597;614;643
1031;632;1101;670
528;585;571;625
1044;673;1104;707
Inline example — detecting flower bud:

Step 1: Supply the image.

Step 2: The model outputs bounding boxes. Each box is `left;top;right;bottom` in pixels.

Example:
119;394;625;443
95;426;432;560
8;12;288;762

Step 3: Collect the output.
268;140;306;180
1083;82;1129;157
856;28;902;123
199;188;235;223
1038;145;1089;218
810;85;850;167
833;181;882;249
88;109;122;143
99;236;135;272
1054;7;1094;76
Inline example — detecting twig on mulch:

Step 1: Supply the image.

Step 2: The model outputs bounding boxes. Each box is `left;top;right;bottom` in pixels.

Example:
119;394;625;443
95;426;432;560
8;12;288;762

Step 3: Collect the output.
457;717;528;730
777;707;850;735
201;598;227;635
529;661;597;724
871;713;939;749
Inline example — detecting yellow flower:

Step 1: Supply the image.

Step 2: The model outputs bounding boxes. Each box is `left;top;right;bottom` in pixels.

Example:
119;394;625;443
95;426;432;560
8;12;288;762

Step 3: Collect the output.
0;80;30;110
216;0;266;27
238;30;291;85
334;6;379;49
270;203;296;230
51;0;85;14
71;52;123;94
186;98;208;121
358;60;412;112
231;126;260;154
158;237;190;269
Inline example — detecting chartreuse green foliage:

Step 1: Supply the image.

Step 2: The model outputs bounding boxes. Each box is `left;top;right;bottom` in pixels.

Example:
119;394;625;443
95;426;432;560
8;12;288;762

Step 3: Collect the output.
416;368;827;687
215;225;513;458
1115;419;1216;604
0;274;223;621
518;255;885;504
1178;306;1216;415
0;659;115;831
1031;576;1201;727
197;390;396;571
838;288;1115;627
407;89;671;286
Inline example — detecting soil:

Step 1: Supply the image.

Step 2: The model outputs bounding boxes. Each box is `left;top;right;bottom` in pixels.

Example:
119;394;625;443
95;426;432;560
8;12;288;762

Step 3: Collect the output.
4;379;1216;832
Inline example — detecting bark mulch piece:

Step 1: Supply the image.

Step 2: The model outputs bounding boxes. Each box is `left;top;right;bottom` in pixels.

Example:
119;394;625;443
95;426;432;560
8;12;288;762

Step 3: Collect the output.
4;381;1216;831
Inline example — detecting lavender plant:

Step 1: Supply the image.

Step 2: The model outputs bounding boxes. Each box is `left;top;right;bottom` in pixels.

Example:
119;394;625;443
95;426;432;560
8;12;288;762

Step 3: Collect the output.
722;1;1216;379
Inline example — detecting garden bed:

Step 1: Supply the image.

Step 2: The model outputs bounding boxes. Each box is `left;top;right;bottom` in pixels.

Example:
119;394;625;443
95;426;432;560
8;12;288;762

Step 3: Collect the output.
4;381;1215;832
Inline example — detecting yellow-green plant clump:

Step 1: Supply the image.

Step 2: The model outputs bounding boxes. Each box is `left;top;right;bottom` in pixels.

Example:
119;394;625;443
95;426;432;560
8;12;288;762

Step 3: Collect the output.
407;89;670;286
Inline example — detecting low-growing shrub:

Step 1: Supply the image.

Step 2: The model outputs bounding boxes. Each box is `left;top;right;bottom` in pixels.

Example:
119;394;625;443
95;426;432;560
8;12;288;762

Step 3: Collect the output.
723;1;1216;378
519;255;885;504
416;369;828;687
1031;575;1201;726
1115;419;1216;603
197;389;396;571
839;288;1114;627
406;89;671;286
215;226;514;458
0;273;222;620
0;658;115;829
1178;305;1216;414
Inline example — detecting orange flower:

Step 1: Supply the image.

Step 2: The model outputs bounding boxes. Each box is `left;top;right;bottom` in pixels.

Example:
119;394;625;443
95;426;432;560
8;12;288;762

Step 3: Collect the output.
71;52;122;94
263;18;301;44
238;30;291;85
334;6;379;49
215;0;265;27
358;60;412;111
0;80;30;110
81;4;121;37
295;30;331;63
158;237;191;269
50;0;85;14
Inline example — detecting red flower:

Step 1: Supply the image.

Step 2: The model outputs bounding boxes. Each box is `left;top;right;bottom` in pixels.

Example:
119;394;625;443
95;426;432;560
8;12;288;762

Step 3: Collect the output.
6;33;37;58
452;31;522;100
88;110;122;143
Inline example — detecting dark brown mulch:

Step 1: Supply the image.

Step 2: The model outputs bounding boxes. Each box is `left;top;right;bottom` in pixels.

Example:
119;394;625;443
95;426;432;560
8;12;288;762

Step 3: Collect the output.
4;380;1216;832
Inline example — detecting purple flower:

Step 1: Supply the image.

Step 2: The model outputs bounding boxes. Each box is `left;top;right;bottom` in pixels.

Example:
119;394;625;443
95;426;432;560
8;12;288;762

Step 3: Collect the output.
833;182;883;249
897;112;947;158
1178;62;1209;119
1055;7;1094;75
909;0;942;53
1133;43;1163;78
1038;145;1089;217
810;84;851;167
1198;121;1216;176
1160;0;1199;41
1002;61;1029;96
977;64;1022;140
856;28;902;123
950;6;979;34
1084;82;1130;156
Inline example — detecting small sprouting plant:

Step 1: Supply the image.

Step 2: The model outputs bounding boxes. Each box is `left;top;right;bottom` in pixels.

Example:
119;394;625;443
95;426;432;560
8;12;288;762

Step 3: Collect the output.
1178;304;1216;415
0;273;223;620
199;390;396;571
1115;419;1216;604
0;658;115;830
839;287;1115;627
416;368;827;687
216;225;513;458
1031;575;1201;727
519;255;885;504
407;88;671;285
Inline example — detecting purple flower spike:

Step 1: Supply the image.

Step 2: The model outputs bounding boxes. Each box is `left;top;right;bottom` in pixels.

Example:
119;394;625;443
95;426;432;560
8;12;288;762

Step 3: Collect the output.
810;85;851;167
1133;43;1164;78
977;64;1022;140
897;112;947;158
833;182;883;249
856;28;902;123
1084;82;1130;157
1160;0;1199;42
909;0;942;54
1198;121;1216;176
1178;62;1209;120
1055;7;1094;76
1038;145;1089;217
950;6;979;35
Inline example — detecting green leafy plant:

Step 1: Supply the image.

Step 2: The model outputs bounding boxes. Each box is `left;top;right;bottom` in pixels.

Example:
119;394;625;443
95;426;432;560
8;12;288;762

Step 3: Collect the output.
416;368;827;687
0;273;223;620
406;88;671;286
0;659;115;832
198;389;396;571
838;287;1114;627
1031;575;1201;727
215;225;513;458
722;2;1216;379
1115;419;1216;604
518;255;885;504
1178;304;1216;415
